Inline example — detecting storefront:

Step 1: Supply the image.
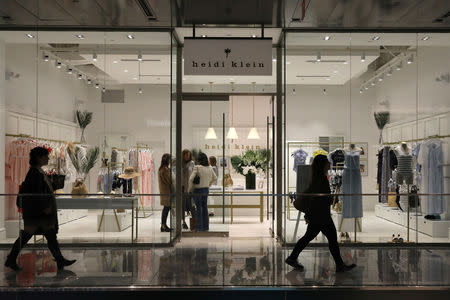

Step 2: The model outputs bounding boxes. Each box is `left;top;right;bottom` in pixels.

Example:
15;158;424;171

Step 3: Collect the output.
0;29;449;245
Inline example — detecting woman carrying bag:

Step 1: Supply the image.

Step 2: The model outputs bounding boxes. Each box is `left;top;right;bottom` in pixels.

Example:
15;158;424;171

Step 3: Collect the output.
188;153;217;232
158;153;174;232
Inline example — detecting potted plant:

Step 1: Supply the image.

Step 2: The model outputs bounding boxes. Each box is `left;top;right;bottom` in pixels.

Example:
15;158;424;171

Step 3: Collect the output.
231;149;271;190
68;145;99;197
76;110;93;144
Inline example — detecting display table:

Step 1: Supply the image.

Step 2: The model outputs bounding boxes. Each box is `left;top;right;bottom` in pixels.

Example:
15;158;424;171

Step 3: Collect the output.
375;204;450;238
209;189;264;223
56;196;139;242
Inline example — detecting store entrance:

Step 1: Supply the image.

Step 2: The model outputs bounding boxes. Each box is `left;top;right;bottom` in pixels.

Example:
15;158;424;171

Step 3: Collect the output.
181;91;275;238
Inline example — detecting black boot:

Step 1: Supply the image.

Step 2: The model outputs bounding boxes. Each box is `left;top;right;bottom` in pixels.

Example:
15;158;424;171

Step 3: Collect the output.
5;230;33;272
44;229;76;270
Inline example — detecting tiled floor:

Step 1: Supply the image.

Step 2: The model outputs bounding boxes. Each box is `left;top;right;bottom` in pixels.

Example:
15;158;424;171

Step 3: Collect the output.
0;237;449;288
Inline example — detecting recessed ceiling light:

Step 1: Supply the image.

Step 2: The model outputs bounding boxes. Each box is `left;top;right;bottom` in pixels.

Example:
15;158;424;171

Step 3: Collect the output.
127;34;135;39
26;33;35;38
372;36;380;41
333;70;338;74
124;69;128;73
201;35;207;38
113;60;118;64
75;34;85;39
324;36;331;41
133;77;138;80
421;36;430;41
325;78;330;81
251;34;257;38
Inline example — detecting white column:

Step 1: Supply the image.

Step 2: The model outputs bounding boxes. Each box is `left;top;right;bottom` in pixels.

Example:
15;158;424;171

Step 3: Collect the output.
0;39;6;239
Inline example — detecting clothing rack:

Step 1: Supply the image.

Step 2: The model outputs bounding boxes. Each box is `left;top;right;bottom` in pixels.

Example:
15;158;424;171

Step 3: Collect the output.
5;133;80;144
383;134;450;145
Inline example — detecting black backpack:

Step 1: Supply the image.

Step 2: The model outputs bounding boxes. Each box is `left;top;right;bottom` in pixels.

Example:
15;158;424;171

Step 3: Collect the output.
293;186;312;213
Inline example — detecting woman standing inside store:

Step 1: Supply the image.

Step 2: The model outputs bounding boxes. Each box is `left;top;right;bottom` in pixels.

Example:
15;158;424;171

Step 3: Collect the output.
182;149;195;230
189;153;217;232
158;153;174;232
5;147;76;272
286;154;356;273
209;156;219;185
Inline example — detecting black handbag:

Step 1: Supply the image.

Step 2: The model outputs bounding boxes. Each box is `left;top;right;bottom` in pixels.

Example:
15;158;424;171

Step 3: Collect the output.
193;166;200;184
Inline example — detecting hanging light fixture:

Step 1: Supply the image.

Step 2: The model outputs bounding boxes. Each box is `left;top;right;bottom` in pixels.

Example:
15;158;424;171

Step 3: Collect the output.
205;82;217;140
227;96;239;140
248;82;260;139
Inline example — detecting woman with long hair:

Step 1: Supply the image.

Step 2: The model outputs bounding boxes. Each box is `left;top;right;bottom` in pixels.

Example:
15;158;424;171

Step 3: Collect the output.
5;147;76;272
188;152;217;231
181;149;195;230
158;153;173;232
285;154;356;273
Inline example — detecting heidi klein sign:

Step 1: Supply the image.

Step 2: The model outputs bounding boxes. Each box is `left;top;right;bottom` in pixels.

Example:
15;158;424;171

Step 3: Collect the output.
184;38;273;76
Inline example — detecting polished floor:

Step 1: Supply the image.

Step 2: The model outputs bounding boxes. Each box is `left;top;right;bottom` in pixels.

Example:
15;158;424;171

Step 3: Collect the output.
0;237;449;289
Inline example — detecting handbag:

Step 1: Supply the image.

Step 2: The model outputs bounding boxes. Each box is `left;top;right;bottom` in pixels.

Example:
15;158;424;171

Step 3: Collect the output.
71;178;88;198
223;172;233;187
193;166;200;185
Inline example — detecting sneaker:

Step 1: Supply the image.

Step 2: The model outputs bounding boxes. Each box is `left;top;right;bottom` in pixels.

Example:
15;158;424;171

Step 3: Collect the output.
57;258;76;270
336;263;356;273
5;258;21;272
285;257;304;271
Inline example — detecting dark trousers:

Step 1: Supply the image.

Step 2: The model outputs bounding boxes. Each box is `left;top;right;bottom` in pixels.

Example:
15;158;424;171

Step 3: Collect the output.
193;188;209;231
288;219;344;267
7;229;64;263
161;206;171;226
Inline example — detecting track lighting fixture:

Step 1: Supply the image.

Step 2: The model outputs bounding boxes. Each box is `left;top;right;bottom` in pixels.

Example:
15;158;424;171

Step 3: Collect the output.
387;69;393;76
75;34;85;39
67;68;73;74
55;61;62;69
138;88;143;94
127;34;135;39
26;33;35;39
87;78;92;85
371;81;376;86
396;62;402;71
421;36;430;41
93;53;97;61
43;54;49;62
293;88;296;95
372;36;380;41
138;52;142;61
407;55;413;64
378;75;383;82
364;86;369;90
359;89;363;94
324;35;331;41
361;53;366;62
77;73;83;79
102;87;106;93
316;53;321;62
95;83;100;89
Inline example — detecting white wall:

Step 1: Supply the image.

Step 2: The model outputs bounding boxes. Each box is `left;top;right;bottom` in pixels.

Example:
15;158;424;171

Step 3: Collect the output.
5;44;89;123
375;47;450;123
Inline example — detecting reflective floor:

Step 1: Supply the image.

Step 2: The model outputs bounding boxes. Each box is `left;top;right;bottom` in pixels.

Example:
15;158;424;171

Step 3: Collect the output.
0;238;449;289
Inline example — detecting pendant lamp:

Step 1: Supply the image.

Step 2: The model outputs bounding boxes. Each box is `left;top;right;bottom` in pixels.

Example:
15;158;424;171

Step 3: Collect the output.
205;82;217;140
227;96;239;139
248;82;260;139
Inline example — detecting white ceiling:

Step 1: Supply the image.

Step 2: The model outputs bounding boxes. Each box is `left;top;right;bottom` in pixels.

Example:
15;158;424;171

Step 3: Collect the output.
1;30;448;86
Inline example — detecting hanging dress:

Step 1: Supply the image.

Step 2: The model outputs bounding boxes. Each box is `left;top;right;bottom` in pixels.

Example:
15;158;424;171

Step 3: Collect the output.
341;150;363;218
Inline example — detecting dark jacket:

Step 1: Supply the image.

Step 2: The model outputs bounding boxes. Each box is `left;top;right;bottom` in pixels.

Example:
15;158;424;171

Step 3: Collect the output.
21;167;58;232
158;166;173;207
305;175;333;224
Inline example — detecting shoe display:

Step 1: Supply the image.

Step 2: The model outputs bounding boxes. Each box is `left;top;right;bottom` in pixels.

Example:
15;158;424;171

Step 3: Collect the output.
285;257;304;271
57;258;76;270
336;263;356;273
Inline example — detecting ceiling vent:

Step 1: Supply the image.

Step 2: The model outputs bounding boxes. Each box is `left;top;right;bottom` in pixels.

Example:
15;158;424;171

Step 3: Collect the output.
135;0;157;21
